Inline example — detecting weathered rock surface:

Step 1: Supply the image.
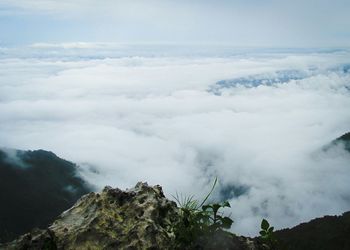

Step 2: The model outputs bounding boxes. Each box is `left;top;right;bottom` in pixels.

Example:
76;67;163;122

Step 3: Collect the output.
1;183;261;250
2;182;179;250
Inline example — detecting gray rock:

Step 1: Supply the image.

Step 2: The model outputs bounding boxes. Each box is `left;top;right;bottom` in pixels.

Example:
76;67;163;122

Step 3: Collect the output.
1;182;261;250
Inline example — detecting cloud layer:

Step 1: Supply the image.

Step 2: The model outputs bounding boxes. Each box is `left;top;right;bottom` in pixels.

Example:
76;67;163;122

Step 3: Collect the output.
0;46;350;235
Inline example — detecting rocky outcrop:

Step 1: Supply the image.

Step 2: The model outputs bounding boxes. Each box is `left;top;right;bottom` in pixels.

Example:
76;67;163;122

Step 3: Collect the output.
2;183;179;250
2;183;178;250
1;183;261;250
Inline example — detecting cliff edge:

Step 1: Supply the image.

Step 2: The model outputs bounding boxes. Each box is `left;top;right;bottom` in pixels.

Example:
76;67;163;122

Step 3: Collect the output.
1;183;260;250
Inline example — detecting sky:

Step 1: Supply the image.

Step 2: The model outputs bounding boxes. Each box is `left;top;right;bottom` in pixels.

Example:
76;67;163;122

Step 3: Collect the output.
0;0;350;47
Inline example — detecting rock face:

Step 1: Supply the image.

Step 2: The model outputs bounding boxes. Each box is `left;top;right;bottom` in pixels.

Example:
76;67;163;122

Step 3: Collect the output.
2;183;180;250
0;149;92;243
1;183;261;250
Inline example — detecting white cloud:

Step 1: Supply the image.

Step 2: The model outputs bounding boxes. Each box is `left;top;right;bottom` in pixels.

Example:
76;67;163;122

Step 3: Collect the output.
0;47;350;235
30;42;118;49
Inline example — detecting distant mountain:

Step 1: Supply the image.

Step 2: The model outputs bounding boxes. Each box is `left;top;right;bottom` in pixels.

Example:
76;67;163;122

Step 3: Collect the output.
333;132;350;152
322;131;350;153
0;148;92;243
273;131;350;249
275;212;350;250
208;69;310;95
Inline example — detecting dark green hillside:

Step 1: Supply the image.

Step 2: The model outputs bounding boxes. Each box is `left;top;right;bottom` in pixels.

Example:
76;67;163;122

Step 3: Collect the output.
322;131;350;153
332;132;350;152
275;212;350;250
0;149;92;243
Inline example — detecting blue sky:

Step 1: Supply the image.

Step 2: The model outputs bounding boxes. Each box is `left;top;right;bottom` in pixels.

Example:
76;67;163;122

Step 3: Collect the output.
0;0;349;47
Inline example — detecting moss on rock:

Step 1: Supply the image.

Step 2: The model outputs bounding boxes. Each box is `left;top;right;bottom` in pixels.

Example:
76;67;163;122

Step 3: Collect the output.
2;183;179;250
1;182;263;250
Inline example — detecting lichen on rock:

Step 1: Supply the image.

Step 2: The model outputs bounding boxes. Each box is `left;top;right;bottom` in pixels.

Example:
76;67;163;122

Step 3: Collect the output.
2;182;179;250
1;182;262;250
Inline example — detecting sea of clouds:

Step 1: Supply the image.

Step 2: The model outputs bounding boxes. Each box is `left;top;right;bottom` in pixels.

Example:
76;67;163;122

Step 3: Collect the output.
0;44;350;235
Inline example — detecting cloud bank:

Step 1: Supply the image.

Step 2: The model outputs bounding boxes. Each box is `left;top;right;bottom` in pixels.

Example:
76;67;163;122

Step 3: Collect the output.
0;46;350;235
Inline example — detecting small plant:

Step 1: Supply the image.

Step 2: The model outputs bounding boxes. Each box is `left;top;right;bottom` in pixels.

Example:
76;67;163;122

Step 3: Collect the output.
172;178;234;248
202;201;233;232
259;219;277;250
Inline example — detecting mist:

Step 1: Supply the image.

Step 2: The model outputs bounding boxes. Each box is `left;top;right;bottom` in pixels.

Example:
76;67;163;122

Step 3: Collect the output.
0;45;349;235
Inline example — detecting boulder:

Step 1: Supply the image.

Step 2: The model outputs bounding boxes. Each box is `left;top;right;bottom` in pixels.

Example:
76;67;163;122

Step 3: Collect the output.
2;183;179;250
1;183;261;250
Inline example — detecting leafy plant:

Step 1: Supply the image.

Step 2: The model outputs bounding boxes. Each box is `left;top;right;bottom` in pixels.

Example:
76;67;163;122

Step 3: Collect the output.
202;201;233;232
259;219;278;250
172;178;234;248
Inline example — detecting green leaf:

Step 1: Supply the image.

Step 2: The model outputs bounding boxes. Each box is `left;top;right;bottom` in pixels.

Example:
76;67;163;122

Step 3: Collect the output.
259;230;267;236
221;217;234;229
268;226;274;233
212;203;221;214
222;201;231;208
199;177;218;208
261;219;269;231
261;234;269;240
202;205;211;211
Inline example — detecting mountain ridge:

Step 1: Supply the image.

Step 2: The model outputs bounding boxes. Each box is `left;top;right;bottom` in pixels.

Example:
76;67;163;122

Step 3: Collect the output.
0;148;92;243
